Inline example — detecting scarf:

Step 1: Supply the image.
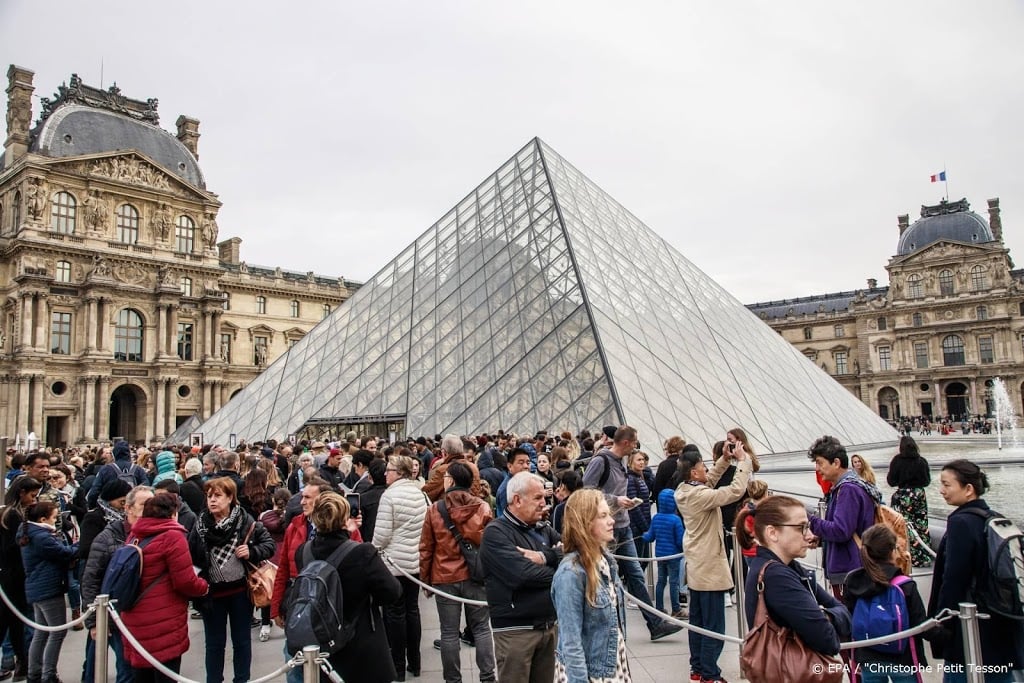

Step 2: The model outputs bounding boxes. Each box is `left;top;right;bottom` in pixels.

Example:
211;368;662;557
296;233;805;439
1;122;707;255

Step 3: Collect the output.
198;504;246;583
98;499;126;526
829;470;883;505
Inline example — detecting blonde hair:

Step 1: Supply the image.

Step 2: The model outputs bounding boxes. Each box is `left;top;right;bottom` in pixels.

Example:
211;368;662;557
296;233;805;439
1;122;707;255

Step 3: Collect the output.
747;479;768;501
851;454;877;486
389;455;417;479
561;489;608;606
309;492;351;534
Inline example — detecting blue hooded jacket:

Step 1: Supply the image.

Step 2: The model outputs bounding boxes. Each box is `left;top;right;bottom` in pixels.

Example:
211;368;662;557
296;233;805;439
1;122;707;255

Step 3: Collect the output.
642;489;684;557
18;521;78;602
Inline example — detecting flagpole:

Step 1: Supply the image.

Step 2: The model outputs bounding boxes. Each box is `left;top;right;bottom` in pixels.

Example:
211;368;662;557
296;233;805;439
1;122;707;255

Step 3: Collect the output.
943;164;949;201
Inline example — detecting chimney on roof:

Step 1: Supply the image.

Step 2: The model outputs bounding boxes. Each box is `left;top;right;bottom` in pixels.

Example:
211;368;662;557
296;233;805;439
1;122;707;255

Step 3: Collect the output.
218;236;241;265
5;65;34;167
897;214;910;236
175;114;200;159
988;198;1003;242
867;278;877;289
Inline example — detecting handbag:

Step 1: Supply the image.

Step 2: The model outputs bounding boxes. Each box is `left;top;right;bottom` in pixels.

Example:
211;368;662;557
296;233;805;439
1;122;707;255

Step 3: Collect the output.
740;561;844;683
241;522;278;607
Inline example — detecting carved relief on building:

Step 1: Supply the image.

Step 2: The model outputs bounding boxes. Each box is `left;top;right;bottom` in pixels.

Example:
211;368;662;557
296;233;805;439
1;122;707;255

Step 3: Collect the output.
60;156;194;197
81;190;110;234
112;260;149;286
153;203;173;241
24;178;47;221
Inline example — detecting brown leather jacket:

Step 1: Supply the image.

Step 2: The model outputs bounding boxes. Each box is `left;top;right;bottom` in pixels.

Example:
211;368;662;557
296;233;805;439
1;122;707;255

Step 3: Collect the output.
419;489;492;585
422;456;484;502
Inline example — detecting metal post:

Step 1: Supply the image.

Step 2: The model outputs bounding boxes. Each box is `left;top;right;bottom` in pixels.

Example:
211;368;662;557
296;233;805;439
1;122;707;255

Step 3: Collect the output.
95;595;110;683
732;535;747;638
644;553;655;601
816;500;828;583
302;645;320;683
958;602;985;683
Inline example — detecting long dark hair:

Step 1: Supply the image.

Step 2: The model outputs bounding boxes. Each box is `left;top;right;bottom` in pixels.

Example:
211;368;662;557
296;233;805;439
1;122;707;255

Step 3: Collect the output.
243;468;269;515
898;436;920;459
2;476;43;531
859;524;899;585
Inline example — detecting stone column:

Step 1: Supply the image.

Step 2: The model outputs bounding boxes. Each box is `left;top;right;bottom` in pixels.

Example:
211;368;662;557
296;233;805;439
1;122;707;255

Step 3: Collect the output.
81;376;96;441
97;377;112;441
153;378;165;440
97;299;108;353
201;381;211;419
15;376;30;438
33;293;48;352
212;380;222;413
167;380;178;436
84;298;97;351
31;374;44;435
19;294;32;349
156;305;167;358
935;383;943;417
969;379;979;417
201;311;212;359
167;306;178;356
211;312;222;360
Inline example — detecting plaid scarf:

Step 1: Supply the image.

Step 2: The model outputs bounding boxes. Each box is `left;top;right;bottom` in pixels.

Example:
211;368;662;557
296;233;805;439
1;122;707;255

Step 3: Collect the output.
98;499;125;526
198;504;246;583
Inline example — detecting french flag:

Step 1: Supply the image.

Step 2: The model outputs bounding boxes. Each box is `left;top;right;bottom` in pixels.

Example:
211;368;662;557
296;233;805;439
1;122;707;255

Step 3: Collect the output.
930;171;947;182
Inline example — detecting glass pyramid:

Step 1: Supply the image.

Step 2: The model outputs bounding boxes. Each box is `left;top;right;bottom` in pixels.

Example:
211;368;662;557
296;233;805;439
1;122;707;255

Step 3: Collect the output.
197;139;896;454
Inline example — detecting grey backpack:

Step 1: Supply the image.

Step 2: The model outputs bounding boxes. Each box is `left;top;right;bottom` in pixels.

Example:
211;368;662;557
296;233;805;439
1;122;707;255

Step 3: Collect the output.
284;540;359;655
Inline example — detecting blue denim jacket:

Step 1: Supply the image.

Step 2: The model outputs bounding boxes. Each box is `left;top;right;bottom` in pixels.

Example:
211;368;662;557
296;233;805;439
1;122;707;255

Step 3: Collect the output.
551;552;626;682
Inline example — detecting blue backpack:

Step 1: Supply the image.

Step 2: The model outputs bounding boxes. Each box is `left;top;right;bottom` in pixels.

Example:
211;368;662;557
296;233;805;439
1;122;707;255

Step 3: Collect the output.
100;536;167;611
851;575;912;654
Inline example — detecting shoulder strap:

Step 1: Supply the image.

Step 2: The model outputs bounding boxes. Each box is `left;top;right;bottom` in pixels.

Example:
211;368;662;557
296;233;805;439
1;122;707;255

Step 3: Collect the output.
597;451;614;488
242;522;256;546
325;539;359;568
437;500;466;543
890;574;912;588
962;507;997;521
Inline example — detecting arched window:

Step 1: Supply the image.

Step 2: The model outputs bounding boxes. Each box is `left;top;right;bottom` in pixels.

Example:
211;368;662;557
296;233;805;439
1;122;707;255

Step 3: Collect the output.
175;215;195;253
180;276;192;297
114;309;144;362
116;204;139;244
290;300;300;318
50;191;76;233
971;265;988;292
938;269;954;296
977;305;988;321
942;334;965;367
256;296;266;315
907;274;922;298
56;260;71;283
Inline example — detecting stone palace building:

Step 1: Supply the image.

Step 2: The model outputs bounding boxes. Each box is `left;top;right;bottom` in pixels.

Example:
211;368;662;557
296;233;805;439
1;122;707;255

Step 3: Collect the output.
748;196;1024;423
0;66;355;446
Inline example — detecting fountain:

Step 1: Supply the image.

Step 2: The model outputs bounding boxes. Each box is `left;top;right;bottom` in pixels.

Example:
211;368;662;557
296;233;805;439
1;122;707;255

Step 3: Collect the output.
991;377;1020;450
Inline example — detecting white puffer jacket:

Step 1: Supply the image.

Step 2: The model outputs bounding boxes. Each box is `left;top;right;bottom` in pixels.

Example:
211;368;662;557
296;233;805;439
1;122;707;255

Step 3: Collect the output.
373;478;429;576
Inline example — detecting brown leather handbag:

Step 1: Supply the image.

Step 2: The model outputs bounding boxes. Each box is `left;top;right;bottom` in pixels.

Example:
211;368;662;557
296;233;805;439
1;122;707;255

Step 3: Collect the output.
241;522;278;608
740;562;844;683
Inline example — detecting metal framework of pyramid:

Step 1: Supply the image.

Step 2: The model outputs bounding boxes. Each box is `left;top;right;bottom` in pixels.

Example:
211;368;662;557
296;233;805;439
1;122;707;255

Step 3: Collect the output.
197;139;896;454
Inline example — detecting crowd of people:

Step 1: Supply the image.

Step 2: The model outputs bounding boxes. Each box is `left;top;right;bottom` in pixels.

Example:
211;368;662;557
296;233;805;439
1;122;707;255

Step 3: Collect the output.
0;426;1018;683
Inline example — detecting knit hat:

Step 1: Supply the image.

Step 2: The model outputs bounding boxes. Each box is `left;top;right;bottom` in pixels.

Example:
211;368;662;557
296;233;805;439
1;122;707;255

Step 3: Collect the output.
101;478;132;502
155;451;176;474
602;425;617;440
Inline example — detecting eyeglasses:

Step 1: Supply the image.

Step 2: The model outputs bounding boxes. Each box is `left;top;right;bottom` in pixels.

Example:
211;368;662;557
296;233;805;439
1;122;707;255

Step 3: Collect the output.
776;523;812;534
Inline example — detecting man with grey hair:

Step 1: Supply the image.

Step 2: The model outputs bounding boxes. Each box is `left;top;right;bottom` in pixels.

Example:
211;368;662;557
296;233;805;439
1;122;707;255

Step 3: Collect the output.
80;485;154;683
479;472;562;683
423;434;482;502
180;457;207;514
211;450;244;492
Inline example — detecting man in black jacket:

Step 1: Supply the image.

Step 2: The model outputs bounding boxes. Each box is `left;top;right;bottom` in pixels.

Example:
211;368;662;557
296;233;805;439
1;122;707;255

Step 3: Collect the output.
479;472;562;683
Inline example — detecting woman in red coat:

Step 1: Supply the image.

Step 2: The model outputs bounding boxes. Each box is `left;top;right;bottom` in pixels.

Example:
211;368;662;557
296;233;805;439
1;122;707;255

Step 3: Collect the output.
121;492;209;683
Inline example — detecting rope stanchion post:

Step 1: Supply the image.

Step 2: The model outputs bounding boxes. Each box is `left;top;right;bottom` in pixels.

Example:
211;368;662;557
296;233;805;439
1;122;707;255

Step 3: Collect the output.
958;603;986;683
302;646;320;683
731;534;746;639
95;594;110;683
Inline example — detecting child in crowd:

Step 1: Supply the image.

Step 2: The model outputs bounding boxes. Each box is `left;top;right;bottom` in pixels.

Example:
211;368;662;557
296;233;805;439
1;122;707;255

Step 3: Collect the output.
740;480;769;565
643;488;686;618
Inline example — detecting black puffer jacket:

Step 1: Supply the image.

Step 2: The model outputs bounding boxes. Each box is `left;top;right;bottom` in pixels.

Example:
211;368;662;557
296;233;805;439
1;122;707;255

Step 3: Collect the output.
81;519;128;629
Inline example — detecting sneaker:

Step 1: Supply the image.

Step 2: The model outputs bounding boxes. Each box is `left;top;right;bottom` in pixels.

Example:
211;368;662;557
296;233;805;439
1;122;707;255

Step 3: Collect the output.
680;592;689;606
433;639;441;650
190;609;203;620
259;625;271;642
689;674;701;682
250;617;261;628
649;620;683;641
700;677;729;683
459;628;475;646
672;608;689;619
723;593;733;608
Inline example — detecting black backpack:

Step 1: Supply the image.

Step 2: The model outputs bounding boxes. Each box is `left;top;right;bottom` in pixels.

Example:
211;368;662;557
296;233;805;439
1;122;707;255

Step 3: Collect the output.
438;500;486;584
964;508;1024;620
284;540;359;655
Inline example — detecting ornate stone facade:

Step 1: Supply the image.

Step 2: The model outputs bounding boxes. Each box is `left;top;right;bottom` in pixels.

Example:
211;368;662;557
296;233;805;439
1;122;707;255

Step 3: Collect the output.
0;66;355;446
749;197;1024;422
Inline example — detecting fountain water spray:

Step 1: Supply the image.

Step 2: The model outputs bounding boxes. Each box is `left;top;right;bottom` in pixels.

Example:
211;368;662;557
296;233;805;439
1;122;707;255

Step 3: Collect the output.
991;377;1019;450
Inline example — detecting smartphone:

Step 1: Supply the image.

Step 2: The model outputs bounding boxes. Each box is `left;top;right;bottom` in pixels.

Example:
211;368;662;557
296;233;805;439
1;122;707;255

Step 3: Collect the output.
631;497;644;506
346;493;361;518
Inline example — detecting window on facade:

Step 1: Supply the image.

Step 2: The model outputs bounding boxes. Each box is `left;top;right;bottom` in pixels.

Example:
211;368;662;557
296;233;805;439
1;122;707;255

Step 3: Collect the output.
977;305;988;321
912;312;923;327
290;300;300;318
914;341;929;369
220;333;232;363
1020;302;1024;317
11;192;21;233
877;317;887;331
834;324;845;338
878;346;892;371
942;334;965;366
50;312;71;355
50;191;76;234
222;294;230;311
116;204;139;244
256;296;267;315
979;336;994;364
322;303;331;319
834;351;848;375
180;276;192;297
802;327;812;340
253;335;268;365
907;274;923;298
177;322;193;361
114;309;144;362
56;260;71;283
938;269;954;296
175;215;195;253
971;265;988;292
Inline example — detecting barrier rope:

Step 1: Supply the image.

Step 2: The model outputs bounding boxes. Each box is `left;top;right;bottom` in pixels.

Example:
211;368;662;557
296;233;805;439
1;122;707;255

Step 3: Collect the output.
382;552;489;606
840;609;956;650
631;596;745;644
0;582;95;632
908;525;938;558
106;605;199;683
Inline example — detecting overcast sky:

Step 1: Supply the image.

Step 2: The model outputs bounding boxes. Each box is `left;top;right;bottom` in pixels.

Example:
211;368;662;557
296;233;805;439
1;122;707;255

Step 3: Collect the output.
3;1;1022;304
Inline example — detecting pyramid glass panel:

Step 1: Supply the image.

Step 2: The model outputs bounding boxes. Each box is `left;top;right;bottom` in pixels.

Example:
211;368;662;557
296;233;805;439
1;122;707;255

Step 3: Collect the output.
197;139;896;454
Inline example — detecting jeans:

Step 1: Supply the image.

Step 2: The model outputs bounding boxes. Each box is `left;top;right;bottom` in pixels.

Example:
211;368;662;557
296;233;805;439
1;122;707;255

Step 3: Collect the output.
132;656;181;683
383;575;422;677
612;526;658;630
861;667;917;683
28;597;66;682
434;581;494;682
688;589;726;679
67;570;81;611
282;643;301;683
202;589;252;683
82;630;133;683
655;558;681;612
